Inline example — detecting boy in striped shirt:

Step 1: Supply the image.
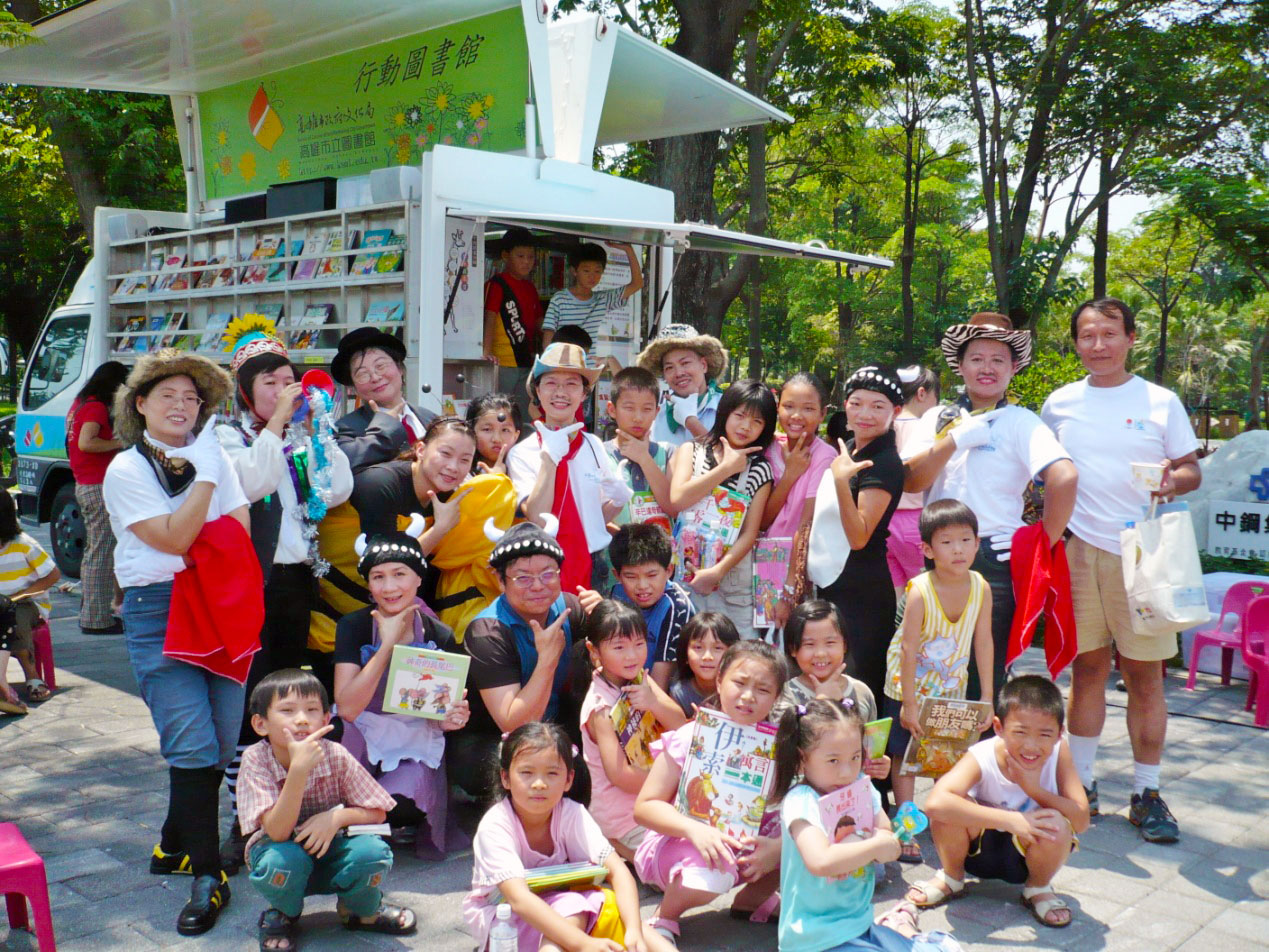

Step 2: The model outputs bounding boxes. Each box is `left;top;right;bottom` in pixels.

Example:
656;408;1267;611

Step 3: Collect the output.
541;242;643;346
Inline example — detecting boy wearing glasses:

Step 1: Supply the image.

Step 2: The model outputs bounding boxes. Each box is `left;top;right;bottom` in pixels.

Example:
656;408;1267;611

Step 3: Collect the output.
452;521;587;800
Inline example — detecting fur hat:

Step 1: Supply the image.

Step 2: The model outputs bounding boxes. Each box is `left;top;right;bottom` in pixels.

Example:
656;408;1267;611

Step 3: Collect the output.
940;312;1033;373
485;516;564;571
842;365;905;406
354;514;427;580
528;342;602;398
112;350;232;447
636;323;728;380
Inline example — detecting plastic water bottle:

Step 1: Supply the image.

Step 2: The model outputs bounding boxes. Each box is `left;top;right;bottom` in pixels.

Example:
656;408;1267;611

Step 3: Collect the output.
489;903;517;952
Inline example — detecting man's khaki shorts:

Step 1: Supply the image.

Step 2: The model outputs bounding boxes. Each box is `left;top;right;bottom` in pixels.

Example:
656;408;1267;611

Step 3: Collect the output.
1067;534;1179;662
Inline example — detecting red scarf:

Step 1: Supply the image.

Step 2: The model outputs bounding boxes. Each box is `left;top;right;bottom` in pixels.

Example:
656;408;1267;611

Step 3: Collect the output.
1007;523;1078;678
547;430;592;593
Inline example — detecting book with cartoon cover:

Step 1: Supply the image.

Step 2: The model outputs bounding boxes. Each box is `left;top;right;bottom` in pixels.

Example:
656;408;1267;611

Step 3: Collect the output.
349;228;394;274
365;300;405;323
609;670;663;770
864;717;892;761
373;234;406;273
198;313;232;351
381;645;470;721
116;314;147;352
752;537;793;629
266;240;304;282
817;775;875;842
674;708;777;840
240;237;281;284
489;862;609;906
898;697;991;778
289;303;334;350
293;230;329;281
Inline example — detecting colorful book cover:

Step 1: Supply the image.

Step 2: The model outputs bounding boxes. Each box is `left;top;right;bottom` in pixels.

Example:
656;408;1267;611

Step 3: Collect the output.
114;273;143;296
116;314;147;352
373;234;406;273
350;228;394;274
489;862;608;906
240;236;281;284
209;261;238;287
293;230;329;281
289;303;334;350
266;239;304;282
154;253;187;290
317;229;360;279
198;312;232;351
169;260;202;293
158;311;187;348
752;537;793;629
143;250;165;291
817;775;875;842
609;671;663;771
195;257;222;289
864;717;892;761
898;698;992;778
674;708;777;840
628;491;672;536
364;300;405;323
381;645;470;721
143;313;169;350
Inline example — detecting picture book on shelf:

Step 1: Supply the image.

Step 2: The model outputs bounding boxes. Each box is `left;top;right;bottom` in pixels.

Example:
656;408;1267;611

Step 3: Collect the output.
292;229;329;281
114;273;144;296
898;697;991;779
488;863;608;906
752;537;792;629
209;260;237;288
817;775;875;843
198;313;232;351
381;645;470;721
289;304;334;350
864;717;892;761
240;236;281;284
609;671;663;770
195;257;223;289
158;312;187;349
266;240;303;282
349;229;394;274
169;260;202;293
674;708;777;840
364;300;405;323
316;229;360;278
374;234;406;273
154;253;187;291
143;250;165;290
142;314;169;351
116;315;147;353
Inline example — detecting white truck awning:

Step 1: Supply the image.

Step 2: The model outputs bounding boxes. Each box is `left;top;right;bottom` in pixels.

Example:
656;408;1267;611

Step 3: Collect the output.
448;208;892;273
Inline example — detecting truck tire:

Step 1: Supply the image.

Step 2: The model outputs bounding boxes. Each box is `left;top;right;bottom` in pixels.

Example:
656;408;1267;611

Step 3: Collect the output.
50;482;85;579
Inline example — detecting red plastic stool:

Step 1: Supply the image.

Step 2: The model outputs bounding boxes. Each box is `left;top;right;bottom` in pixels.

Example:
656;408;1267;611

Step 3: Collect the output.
31;620;55;692
0;822;57;951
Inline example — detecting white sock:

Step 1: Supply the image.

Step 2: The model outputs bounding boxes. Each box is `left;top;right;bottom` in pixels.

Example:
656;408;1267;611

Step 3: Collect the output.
1133;761;1161;795
1067;733;1100;788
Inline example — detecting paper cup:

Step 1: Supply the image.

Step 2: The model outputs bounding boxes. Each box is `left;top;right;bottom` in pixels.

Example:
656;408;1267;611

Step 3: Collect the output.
1131;462;1164;492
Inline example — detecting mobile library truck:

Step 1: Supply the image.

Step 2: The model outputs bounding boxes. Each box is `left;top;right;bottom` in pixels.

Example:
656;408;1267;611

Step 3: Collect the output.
1;0;889;576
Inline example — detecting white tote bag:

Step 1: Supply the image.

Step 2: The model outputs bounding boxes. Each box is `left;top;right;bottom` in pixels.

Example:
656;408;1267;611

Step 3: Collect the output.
1119;501;1210;636
808;469;850;588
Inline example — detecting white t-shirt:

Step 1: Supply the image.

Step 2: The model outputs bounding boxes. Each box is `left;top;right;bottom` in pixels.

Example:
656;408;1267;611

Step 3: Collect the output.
1041;375;1199;555
507;430;626;553
906;403;1069;542
103;439;251;588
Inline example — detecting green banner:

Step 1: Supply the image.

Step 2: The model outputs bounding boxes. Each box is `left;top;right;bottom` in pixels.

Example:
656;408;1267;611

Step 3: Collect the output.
199;8;527;200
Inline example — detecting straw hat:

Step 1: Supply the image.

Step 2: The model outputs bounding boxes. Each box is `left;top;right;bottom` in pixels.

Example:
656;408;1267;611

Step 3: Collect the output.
112;350;232;446
528;342;603;396
635;323;728;380
939;312;1033;373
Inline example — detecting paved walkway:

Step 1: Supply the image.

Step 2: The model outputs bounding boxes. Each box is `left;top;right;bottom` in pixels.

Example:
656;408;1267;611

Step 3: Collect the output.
3;559;1267;951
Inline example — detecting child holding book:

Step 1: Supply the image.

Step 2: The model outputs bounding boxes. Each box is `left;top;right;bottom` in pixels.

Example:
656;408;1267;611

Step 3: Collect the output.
467;392;523;475
668;379;776;628
634;640;788;943
464;722;671;952
239;670;415;952
580;600;686;860
668;612;739;718
882;498;994;857
333;524;470;858
909;676;1088;929
772;698;930;952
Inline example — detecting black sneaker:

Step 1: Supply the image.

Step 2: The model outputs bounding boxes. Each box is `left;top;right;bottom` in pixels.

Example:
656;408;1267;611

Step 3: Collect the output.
218;819;245;876
1129;788;1179;843
150;844;193;875
1084;780;1099;817
176;872;230;935
81;620;124;635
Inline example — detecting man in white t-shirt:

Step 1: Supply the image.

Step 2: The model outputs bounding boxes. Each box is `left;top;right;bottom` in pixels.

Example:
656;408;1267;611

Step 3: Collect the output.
1041;297;1200;844
904;313;1078;704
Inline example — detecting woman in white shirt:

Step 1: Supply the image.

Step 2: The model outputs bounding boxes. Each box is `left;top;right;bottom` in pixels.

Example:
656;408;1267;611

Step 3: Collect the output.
103;351;251;937
214;329;354;869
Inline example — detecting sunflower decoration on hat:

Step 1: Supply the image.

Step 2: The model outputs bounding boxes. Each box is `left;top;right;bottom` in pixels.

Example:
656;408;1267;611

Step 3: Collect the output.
224;312;286;363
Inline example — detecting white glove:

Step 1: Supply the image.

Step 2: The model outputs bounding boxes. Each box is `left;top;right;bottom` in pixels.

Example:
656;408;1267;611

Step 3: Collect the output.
600;472;634;507
949;408;1003;449
166;414;222;486
988;531;1013;562
669;392;701;427
534;421;583;465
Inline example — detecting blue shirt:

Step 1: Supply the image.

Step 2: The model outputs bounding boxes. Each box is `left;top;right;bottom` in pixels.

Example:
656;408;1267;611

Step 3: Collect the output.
778;781;883;952
610;578;697;668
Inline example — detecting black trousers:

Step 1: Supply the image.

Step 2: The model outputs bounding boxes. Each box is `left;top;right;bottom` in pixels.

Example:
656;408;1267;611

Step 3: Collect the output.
237;564;319;744
966;544;1014;707
820;551;897;705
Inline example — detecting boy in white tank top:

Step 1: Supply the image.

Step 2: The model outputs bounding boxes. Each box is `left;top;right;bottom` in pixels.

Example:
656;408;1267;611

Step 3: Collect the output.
905;676;1090;929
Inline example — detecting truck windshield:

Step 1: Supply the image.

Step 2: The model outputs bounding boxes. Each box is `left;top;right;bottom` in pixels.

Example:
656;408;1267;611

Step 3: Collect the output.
23;313;90;411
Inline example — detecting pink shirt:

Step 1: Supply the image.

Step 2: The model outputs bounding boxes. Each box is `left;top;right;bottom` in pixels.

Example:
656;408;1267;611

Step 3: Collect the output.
764;435;837;538
892;413;925;510
464;797;613;947
581;673;641;840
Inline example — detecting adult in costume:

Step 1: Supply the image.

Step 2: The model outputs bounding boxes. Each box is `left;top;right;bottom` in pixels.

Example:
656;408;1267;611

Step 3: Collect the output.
636;323;727;448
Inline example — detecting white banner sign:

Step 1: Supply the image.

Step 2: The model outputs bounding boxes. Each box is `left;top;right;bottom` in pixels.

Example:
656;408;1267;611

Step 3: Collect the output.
1207;500;1269;560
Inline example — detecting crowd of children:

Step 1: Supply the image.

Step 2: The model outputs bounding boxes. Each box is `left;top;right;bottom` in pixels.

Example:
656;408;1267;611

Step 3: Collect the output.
16;253;1205;952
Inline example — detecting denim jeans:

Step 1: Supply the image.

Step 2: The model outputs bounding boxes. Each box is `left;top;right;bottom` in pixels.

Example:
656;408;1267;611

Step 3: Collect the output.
122;581;243;769
248;834;393;918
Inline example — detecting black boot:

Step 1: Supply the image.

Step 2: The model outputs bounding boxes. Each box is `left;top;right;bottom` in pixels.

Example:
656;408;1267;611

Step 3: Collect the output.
218;817;246;876
176;871;230;935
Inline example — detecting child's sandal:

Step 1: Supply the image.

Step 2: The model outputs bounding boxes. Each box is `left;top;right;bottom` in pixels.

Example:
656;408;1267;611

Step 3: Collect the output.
1021;886;1072;928
905;871;965;908
339;903;417;935
875;900;919;935
258;908;298;951
645;916;680;948
898;839;923;864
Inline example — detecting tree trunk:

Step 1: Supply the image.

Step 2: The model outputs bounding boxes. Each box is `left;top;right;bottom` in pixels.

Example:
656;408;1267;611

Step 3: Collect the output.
1249;324;1267;430
1154;304;1171;385
747;270;763;379
900;124;919;361
1093;139;1112;298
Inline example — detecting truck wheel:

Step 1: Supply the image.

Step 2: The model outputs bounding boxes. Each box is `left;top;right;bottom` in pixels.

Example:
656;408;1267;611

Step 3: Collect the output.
50;483;85;579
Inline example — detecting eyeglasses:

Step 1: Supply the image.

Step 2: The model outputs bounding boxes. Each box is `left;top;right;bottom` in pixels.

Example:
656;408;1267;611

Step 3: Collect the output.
351;359;397;385
150;392;204;409
507;569;561;590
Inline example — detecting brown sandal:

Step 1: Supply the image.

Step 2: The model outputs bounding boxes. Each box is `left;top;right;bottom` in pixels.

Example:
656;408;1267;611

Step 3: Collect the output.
339;903;416;935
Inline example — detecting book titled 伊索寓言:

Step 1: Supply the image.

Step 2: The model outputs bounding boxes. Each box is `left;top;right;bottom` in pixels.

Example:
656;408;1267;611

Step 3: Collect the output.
381;645;469;721
898;697;991;779
674;708;777;840
817;774;875;843
609;670;663;771
752;537;793;629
